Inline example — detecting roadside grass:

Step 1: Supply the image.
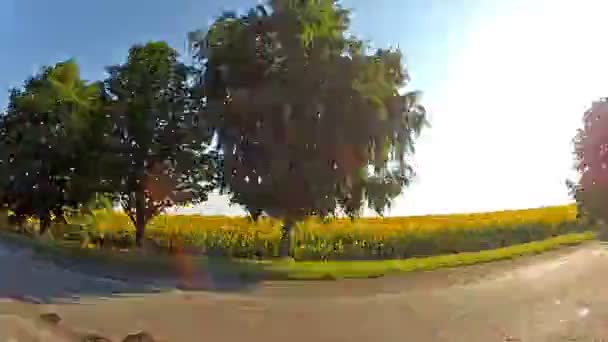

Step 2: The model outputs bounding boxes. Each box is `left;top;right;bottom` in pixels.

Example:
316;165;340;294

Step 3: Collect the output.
272;231;597;279
0;230;596;281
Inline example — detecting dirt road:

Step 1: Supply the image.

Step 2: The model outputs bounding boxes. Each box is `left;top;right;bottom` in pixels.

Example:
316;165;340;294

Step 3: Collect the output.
2;241;608;341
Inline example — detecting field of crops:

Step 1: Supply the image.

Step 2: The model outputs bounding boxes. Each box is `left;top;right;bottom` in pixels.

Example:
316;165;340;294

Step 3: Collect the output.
47;204;593;261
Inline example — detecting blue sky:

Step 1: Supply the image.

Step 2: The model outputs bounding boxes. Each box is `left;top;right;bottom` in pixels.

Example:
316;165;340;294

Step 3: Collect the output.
0;0;473;103
1;0;605;216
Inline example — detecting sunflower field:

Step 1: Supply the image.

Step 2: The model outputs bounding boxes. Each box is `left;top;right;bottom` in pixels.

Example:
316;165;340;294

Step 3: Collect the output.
35;204;592;261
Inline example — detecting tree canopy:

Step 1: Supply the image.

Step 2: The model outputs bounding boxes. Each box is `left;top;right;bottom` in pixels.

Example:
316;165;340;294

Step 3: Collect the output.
190;0;427;220
97;41;218;245
0;43;220;246
570;99;608;225
189;0;428;255
0;60;103;231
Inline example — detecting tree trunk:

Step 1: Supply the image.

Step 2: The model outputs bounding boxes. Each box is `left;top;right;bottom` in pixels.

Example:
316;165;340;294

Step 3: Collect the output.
279;220;294;258
248;208;263;223
54;213;68;225
134;190;146;248
39;215;51;236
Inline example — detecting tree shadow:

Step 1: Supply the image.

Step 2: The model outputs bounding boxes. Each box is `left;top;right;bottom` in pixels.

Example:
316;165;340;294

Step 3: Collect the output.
0;236;273;305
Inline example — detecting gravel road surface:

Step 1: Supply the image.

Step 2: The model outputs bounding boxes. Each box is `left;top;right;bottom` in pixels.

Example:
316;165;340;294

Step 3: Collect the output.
1;241;607;341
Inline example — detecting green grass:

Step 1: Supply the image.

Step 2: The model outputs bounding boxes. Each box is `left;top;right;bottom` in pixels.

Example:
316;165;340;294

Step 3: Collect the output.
270;231;597;279
0;230;596;281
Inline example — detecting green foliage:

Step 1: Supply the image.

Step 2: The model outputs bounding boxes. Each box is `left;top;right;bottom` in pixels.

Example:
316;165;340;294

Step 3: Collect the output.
189;0;428;223
0;60;103;230
98;41;218;245
0;42;221;246
0;1;430;250
85;193;114;211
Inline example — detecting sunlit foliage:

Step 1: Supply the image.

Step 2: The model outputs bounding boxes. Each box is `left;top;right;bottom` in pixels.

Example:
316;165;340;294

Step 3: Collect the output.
0;60;103;232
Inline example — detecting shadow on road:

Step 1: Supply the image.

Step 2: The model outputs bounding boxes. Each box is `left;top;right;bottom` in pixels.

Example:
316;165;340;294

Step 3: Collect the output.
0;237;269;305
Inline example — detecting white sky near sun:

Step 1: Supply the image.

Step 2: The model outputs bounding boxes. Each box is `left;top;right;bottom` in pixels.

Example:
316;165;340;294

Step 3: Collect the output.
387;0;608;216
178;0;608;217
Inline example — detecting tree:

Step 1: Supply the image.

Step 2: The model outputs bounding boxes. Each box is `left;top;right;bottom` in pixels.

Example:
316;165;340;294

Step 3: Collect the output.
98;41;217;247
570;99;608;230
189;0;428;256
0;60;104;233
